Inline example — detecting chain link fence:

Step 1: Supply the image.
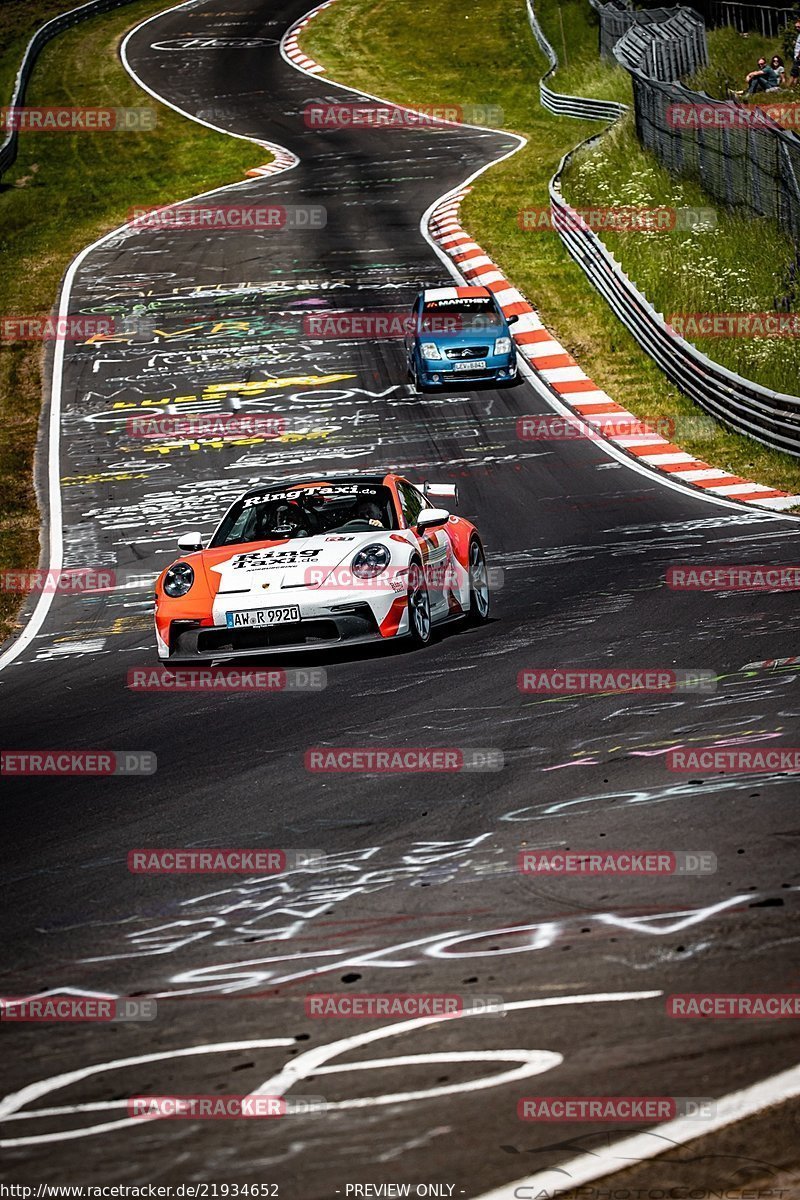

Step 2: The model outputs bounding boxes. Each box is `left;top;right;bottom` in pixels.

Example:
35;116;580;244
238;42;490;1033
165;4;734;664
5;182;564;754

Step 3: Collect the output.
528;0;800;450
1;0;137;182
550;145;800;456
690;0;799;38
615;49;800;241
613;8;709;78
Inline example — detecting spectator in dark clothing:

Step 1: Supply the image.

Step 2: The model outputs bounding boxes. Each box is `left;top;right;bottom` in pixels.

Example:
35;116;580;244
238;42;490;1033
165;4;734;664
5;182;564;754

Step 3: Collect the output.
791;20;800;88
742;57;779;94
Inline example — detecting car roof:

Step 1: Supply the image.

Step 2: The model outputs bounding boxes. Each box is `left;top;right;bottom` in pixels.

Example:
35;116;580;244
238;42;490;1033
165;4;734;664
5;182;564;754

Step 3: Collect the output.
421;285;493;303
240;474;396;502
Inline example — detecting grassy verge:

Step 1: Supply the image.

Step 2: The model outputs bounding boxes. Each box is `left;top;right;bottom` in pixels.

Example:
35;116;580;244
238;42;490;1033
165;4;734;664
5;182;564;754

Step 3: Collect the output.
536;0;631;107
301;0;800;498
0;0;267;642
0;0;84;111
563;118;800;394
689;24;791;97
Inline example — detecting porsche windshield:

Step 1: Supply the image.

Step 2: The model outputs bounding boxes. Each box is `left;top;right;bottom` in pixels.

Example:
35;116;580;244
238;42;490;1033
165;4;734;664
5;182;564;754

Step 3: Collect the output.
211;483;398;547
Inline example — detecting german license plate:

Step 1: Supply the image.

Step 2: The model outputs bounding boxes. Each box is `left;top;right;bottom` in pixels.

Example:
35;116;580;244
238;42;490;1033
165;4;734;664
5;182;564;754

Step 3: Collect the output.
454;360;486;371
226;606;300;628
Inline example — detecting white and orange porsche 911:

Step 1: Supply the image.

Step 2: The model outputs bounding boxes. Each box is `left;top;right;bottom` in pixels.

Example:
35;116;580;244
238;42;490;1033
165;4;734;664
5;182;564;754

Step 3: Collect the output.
154;473;490;660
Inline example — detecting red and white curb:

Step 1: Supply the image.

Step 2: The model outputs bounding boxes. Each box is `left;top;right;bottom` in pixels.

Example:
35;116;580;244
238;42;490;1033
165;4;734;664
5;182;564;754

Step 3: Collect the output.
245;144;300;179
288;3;799;513
283;0;333;75
430;189;800;512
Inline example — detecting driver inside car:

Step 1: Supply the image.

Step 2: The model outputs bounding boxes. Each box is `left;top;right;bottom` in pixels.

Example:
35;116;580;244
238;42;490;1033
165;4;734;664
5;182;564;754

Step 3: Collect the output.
354;499;387;529
256;501;315;540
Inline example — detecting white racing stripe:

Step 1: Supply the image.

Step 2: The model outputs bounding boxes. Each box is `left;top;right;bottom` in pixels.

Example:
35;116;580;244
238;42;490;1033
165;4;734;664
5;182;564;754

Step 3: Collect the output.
0;0;299;674
0;992;661;1146
472;1061;800;1200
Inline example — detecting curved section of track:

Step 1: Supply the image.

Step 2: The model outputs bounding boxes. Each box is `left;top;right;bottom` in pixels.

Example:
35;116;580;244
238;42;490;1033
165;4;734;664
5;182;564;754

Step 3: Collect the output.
1;0;799;1191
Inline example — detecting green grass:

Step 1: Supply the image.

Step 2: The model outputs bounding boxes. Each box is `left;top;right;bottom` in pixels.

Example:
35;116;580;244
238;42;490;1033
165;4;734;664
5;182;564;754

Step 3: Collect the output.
689;24;791;97
0;0;84;112
563;117;800;395
301;0;800;498
536;0;631;107
0;0;267;642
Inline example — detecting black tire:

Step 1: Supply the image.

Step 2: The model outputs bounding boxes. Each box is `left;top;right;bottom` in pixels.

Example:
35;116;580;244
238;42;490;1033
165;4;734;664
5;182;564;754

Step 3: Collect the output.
409;357;429;394
467;537;490;624
407;559;433;647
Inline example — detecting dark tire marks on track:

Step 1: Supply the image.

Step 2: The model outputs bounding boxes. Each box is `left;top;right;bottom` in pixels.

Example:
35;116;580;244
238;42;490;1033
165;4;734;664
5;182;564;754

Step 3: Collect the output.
1;0;799;1190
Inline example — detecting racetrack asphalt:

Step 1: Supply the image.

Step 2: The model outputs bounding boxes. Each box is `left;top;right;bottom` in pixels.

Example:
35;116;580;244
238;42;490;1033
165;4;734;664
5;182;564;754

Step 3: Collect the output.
0;0;799;1191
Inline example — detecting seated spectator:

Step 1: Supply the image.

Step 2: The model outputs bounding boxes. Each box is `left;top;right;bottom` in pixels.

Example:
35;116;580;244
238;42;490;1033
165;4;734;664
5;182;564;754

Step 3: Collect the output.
791;20;800;89
741;57;780;94
771;55;786;85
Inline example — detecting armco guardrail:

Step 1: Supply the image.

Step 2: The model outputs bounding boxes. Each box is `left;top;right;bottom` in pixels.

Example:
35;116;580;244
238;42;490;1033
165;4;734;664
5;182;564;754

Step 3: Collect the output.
550;147;800;455
526;0;800;454
0;0;137;182
526;0;628;122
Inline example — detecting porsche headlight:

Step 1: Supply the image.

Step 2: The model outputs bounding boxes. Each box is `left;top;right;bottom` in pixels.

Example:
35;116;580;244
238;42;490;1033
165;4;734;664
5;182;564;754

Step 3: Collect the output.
420;342;442;360
163;562;194;597
352;544;390;579
494;336;512;356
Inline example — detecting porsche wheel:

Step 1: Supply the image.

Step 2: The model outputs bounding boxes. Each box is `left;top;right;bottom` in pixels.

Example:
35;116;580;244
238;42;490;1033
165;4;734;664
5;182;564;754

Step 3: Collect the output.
407;560;432;646
468;537;490;624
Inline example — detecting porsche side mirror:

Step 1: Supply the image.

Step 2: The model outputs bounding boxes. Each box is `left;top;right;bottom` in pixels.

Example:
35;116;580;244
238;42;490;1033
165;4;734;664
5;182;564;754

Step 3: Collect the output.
177;531;203;552
417;507;450;534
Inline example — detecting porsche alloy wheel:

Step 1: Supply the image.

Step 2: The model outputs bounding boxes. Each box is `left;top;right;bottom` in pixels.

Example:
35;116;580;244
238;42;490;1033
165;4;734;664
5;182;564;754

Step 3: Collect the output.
468;537;490;623
407;561;432;646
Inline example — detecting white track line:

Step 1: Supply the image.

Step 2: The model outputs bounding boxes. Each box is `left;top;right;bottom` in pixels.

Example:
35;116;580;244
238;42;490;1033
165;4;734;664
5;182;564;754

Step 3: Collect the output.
0;0;298;673
472;1060;800;1200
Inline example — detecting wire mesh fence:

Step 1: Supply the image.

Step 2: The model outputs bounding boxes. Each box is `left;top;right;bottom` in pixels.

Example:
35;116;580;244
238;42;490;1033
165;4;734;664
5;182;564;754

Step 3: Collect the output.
618;63;800;242
690;0;799;38
613;8;709;79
